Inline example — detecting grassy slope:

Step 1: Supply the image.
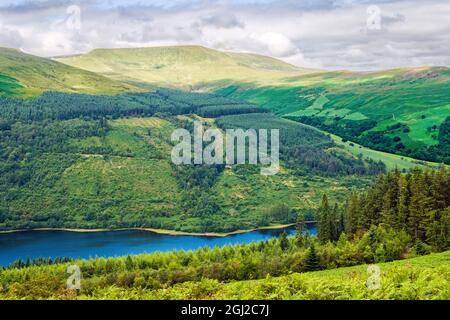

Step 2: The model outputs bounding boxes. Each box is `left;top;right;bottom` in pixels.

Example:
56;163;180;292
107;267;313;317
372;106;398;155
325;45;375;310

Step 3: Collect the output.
166;250;450;300
57;46;450;154
0;48;136;97
55;45;313;89
6;117;182;229
1;250;447;300
326;132;441;170
215;67;450;151
2;116;371;232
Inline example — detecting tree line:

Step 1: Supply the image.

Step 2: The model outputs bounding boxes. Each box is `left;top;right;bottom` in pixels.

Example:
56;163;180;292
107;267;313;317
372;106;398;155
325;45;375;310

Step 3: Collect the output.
317;167;449;253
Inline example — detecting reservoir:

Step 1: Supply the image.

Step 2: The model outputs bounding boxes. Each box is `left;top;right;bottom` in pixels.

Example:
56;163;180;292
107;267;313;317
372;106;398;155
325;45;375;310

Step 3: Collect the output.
0;225;316;267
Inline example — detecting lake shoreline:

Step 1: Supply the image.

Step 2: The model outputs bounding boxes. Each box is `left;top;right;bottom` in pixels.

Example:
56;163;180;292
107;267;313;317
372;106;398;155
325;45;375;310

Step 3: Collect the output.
0;223;304;237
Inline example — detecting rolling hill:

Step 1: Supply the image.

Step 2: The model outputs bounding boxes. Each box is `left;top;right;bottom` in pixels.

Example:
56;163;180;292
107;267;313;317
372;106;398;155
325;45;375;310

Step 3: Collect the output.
0;48;135;97
0;88;376;233
55;45;313;89
56;46;450;163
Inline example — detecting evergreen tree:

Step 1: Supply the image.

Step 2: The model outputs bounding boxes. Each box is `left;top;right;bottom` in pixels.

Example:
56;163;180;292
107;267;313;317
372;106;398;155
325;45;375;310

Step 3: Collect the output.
345;192;361;236
279;231;289;251
397;173;411;230
304;244;320;271
317;194;332;243
295;214;307;247
330;203;340;241
408;169;432;240
381;168;401;226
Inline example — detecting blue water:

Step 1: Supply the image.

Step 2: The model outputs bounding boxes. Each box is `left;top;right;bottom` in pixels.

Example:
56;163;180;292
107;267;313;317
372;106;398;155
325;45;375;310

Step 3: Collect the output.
0;225;316;267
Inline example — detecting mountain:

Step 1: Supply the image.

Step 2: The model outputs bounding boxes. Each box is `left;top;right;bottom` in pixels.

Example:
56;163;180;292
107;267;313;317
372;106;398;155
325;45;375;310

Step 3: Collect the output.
0;48;135;97
216;66;450;163
56;45;450;163
55;45;314;89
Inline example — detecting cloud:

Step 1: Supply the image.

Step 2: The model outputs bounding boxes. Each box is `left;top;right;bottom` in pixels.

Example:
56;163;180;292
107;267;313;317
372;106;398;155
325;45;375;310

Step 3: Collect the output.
198;13;244;29
249;32;298;57
0;0;448;70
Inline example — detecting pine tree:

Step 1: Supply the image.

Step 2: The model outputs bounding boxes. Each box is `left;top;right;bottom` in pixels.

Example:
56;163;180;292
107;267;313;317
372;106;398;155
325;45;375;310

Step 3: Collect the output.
397;173;411;230
330;203;340;241
345;192;361;236
295;214;307;247
279;231;289;251
338;208;345;237
381;168;401;226
408;169;432;240
317;194;332;243
304;244;320;271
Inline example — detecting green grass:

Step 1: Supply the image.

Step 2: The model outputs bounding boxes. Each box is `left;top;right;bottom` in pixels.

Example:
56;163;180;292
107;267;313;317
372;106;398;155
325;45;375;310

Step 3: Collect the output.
326;132;441;170
56;46;312;89
94;250;448;300
373;105;450;146
215;69;450;161
202;251;450;300
55;45;450;160
0;47;136;97
2;249;446;300
1;115;374;232
308;95;329;110
0;73;24;96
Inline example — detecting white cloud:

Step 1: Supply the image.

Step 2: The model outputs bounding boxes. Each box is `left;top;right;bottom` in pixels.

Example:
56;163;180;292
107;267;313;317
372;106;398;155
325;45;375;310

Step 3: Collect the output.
249;32;298;57
0;0;448;70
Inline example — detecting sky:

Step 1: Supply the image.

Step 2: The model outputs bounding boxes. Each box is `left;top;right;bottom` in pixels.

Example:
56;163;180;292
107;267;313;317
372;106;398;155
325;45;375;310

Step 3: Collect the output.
0;0;449;70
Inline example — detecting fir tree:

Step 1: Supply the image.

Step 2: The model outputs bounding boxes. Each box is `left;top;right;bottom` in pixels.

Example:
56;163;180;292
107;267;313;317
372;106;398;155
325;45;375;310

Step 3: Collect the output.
304;244;320;271
318;194;332;243
279;231;289;251
345;192;361;236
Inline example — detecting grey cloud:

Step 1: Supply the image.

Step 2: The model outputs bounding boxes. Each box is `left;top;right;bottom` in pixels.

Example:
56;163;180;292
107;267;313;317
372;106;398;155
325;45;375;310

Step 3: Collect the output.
0;27;24;48
198;13;244;29
382;12;405;25
0;0;448;70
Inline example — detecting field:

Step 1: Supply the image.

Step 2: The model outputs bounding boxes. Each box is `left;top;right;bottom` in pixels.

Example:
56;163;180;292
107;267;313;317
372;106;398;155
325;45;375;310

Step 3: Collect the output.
0;74;24;96
215;69;450;163
326;132;442;170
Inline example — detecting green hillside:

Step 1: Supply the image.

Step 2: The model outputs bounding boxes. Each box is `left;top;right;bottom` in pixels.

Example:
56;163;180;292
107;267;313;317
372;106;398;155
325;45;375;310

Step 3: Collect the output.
1;235;448;299
0;48;135;97
0;89;384;233
162;251;450;300
215;67;450;163
56;46;450;163
56;45;312;89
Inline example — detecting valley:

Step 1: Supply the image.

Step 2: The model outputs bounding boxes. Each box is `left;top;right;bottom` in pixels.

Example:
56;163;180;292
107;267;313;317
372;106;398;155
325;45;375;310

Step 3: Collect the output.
56;46;450;164
0;44;448;301
0;46;448;234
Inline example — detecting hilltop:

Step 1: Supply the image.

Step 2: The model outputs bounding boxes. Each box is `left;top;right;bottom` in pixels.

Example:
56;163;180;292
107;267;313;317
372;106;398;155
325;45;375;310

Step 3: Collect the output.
2;44;449;162
55;45;313;89
0;48;135;97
